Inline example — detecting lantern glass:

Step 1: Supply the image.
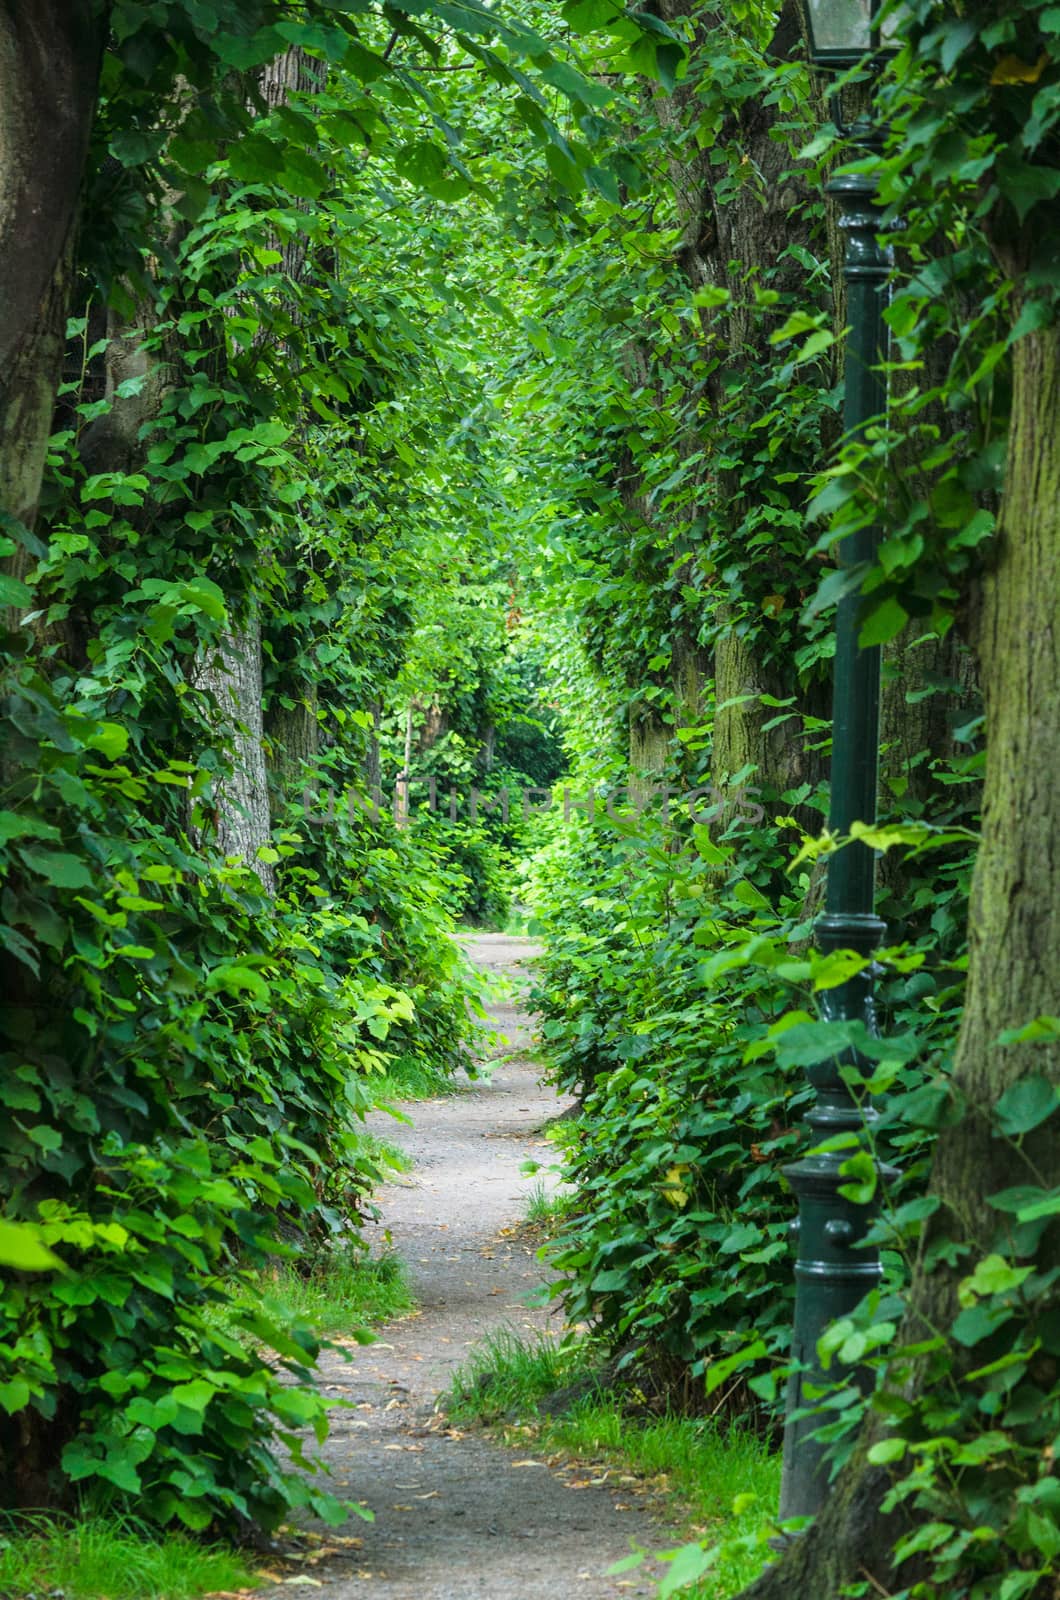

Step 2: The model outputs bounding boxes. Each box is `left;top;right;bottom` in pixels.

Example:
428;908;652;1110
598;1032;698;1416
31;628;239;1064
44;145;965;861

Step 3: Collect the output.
806;0;901;66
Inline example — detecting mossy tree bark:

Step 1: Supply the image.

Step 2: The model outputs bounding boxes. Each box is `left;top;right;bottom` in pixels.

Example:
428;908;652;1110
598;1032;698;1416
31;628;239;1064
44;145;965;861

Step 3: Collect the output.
656;0;833;818
738;313;1060;1598
0;9;103;1500
0;4;103;562
206;46;319;870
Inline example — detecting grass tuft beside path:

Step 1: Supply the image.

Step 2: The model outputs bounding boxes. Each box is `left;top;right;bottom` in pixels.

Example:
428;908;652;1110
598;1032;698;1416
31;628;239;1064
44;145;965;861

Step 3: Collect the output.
233;1246;416;1337
446;1330;780;1599
0;1513;256;1600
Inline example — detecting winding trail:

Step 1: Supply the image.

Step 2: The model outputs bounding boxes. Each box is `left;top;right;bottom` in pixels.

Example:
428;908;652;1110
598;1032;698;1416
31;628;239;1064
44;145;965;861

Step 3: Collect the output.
260;933;672;1599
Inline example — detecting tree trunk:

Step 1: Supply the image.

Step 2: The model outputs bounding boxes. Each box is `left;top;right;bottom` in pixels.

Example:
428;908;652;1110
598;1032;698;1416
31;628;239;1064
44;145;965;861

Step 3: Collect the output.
211;45;319;862
879;630;977;804
0;5;102;565
738;315;1060;1599
265;683;319;790
200;616;277;891
657;0;829;815
363;698;383;793
395;701;414;827
713;623;796;794
629;707;670;804
877;628;980;910
255;44;331;826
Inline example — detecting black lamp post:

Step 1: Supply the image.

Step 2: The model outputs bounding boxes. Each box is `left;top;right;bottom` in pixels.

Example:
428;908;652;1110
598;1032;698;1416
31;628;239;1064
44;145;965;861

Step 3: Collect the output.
778;0;901;1524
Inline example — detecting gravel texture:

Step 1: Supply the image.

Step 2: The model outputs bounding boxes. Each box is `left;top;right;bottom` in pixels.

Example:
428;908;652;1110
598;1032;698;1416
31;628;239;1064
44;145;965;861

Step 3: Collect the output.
252;934;672;1600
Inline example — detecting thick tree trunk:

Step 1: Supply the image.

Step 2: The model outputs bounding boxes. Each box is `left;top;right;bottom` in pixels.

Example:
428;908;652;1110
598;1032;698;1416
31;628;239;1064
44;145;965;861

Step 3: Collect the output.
78;304;176;476
879;630;977;804
0;5;102;559
739;316;1060;1599
713;623;798;795
877;628;980;909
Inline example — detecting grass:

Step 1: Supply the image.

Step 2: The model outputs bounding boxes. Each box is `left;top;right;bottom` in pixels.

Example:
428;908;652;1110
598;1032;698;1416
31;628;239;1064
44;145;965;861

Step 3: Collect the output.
369;1055;464;1103
522;1178;573;1229
0;1512;257;1600
351;1125;413;1173
447;1327;588;1420
549;1405;779;1599
234;1245;415;1337
446;1331;780;1599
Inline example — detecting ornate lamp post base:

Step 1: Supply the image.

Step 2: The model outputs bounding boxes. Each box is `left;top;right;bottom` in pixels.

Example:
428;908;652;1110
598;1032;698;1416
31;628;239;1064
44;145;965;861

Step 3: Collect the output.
777;153;898;1521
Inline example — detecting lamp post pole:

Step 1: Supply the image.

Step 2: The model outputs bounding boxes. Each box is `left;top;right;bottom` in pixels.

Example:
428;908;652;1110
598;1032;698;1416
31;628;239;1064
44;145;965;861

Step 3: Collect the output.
777;149;896;1522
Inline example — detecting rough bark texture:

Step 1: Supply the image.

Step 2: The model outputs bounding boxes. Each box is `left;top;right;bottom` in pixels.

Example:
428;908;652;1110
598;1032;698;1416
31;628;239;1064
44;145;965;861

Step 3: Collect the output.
78;304;176;477
266;684;320;787
713;618;805;795
931;320;1060;1208
215;46;320;854
0;4;102;569
738;316;1060;1600
629;709;670;804
257;45;328;817
877;242;984;880
879;630;977;799
877;628;979;909
201;618;277;891
363;698;383;793
656;0;828;810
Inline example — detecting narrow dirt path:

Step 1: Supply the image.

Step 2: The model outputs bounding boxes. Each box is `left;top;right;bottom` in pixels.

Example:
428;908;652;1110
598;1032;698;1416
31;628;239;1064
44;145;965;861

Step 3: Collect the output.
264;933;672;1599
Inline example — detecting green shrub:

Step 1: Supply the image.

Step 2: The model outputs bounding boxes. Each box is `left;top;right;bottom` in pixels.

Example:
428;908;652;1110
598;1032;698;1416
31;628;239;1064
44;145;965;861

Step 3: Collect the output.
0;661;468;1532
530;797;972;1414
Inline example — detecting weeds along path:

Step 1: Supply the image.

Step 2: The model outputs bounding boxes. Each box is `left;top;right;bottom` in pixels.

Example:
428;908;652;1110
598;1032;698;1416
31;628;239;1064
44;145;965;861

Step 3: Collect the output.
264;932;671;1599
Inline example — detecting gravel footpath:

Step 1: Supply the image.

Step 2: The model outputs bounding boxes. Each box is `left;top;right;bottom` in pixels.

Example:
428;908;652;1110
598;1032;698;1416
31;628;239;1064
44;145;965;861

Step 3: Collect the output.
252;933;672;1600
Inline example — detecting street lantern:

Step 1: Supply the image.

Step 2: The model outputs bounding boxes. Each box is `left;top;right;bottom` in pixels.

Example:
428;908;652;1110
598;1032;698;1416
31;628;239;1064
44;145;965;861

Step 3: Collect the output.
776;0;903;1527
805;0;900;67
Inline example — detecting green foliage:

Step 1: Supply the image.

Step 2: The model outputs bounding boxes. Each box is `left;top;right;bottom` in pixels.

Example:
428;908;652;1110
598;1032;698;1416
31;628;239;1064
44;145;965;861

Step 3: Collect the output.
2;0;634;1537
232;1247;415;1337
0;1512;256;1600
2;0;1057;1578
529;786;973;1408
794;1071;1060;1599
447;1329;779;1598
791;0;1060;652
